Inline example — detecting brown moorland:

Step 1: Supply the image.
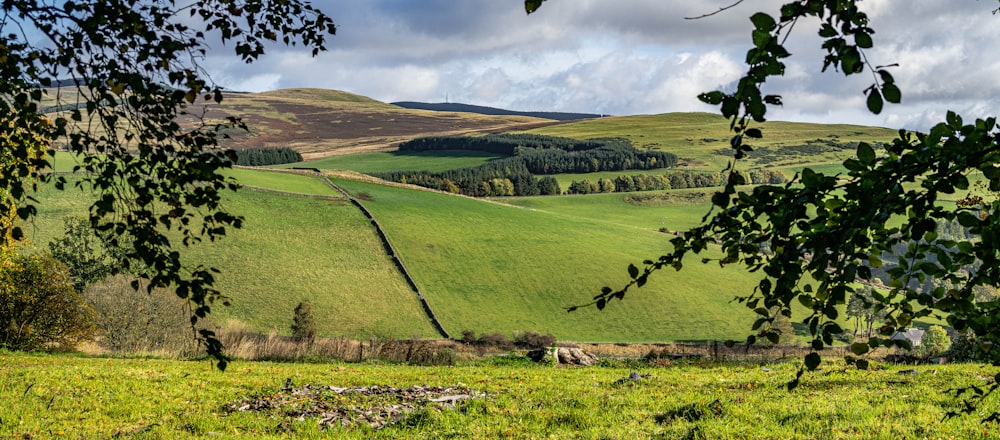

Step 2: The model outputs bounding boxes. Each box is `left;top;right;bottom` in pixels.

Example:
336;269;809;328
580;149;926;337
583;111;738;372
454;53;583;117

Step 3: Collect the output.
186;88;568;159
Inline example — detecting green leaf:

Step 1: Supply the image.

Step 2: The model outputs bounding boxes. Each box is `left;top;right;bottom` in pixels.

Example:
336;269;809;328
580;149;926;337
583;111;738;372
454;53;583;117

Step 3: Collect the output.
866;89;884;114
750;12;776;31
857;142;875;165
850;342;870;355
627;263;639;279
698;91;725;105
524;0;545;14
947;111;962;129
882;83;901;103
854;31;873;49
804;352;822;370
856;359;869;370
818;23;837;38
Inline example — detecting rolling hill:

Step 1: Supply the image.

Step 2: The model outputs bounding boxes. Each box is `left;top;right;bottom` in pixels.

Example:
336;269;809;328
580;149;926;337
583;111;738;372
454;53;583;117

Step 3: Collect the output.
391;101;604;121
184;88;567;159
22;88;912;343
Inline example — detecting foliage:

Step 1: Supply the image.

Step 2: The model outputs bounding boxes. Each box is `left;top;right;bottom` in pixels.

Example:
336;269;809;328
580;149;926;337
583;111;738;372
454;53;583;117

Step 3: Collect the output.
235;147;303;167
291;301;318;343
845;286;886;338
562;170;781;195
82;275;201;355
0;0;335;368
532;0;1000;396
380;134;674;196
512;331;557;350
914;325;952;360
48;216;131;292
0;249;95;351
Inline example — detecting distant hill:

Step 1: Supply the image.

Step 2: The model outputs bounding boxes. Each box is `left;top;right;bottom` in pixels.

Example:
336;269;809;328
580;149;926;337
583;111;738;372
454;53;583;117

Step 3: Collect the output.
392;101;605;121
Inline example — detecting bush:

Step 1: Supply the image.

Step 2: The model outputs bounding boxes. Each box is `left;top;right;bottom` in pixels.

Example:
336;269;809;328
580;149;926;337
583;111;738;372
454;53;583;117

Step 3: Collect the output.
476;332;514;350
914;325;952;359
82;275;203;355
291;302;317;343
512;331;556;350
0;250;95;351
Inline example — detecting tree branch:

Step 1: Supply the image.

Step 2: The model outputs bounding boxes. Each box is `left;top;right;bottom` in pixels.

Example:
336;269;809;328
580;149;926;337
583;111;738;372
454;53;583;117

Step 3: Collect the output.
684;0;746;20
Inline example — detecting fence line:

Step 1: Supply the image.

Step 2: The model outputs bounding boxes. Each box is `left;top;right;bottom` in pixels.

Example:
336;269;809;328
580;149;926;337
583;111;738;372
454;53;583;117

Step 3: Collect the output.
322;176;452;339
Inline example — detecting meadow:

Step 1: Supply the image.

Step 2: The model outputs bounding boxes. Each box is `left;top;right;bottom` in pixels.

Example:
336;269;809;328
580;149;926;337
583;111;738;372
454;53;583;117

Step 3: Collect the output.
522;112;898;172
3;351;997;439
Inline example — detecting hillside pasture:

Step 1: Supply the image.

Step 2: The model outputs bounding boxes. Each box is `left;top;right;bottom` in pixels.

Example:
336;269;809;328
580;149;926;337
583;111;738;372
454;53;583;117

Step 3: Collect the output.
24;173;438;339
333;178;762;342
279;150;505;174
524;112;897;171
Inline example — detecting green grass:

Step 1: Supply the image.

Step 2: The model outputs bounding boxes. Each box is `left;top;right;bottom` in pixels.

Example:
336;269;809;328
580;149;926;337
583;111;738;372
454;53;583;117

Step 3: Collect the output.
499;189;717;232
23;175;437;339
280;150;505;173
334;179;762;342
3;352;997;438
524;112;898;171
222;168;338;196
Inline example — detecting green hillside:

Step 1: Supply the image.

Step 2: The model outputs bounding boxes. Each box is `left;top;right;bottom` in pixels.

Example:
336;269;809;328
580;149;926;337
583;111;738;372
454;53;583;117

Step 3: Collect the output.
521;112;897;172
333;178;761;342
25;174;438;339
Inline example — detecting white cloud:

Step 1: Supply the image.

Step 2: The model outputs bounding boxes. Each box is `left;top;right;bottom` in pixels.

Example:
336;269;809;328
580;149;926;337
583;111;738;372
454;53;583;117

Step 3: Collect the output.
203;0;1000;131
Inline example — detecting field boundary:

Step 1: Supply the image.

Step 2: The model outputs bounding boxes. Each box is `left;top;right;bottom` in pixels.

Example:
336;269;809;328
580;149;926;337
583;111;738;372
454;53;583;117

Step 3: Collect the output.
321;176;452;339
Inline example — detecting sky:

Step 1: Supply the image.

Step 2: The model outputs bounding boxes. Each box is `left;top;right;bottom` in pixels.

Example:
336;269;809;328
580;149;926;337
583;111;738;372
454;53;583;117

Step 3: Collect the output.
203;0;1000;131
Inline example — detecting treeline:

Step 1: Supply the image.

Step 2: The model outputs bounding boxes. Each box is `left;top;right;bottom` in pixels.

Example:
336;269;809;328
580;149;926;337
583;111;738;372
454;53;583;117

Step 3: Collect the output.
566;168;788;195
398;133;613;155
377;157;561;197
398;133;676;173
379;134;678;196
235;147;302;166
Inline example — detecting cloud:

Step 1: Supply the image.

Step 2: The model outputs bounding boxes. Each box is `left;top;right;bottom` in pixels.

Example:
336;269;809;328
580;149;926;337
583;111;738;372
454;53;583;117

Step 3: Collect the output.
203;0;1000;130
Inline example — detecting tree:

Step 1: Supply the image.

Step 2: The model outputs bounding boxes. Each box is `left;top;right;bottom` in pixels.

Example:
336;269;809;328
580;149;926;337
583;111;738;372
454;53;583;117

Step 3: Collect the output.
48;216;131;292
291;301;318;343
0;248;95;351
914;325;951;360
529;0;1000;399
0;1;335;369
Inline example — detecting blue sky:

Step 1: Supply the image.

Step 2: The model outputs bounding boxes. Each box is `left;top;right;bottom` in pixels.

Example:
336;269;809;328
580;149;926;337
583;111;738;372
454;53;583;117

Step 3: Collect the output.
203;0;1000;131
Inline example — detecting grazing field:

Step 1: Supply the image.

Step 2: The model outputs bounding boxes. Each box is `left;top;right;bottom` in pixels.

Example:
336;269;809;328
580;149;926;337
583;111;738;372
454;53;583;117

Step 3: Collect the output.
24;174;438;339
333;178;762;342
3;351;997;439
277;150;505;173
523;112;898;171
499;189;717;232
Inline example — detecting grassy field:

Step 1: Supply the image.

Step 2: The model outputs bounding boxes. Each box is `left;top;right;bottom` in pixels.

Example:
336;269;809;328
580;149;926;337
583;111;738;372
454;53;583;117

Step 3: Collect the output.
521;112;898;171
277;150;505;173
334;178;764;342
3;351;997;439
499;189;718;232
23;174;438;339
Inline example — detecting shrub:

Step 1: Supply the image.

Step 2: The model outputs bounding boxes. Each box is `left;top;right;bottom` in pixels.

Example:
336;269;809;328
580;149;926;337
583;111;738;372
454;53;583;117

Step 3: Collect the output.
512;331;556;350
291;302;317;343
914;325;952;359
0;250;95;351
82;275;202;355
476;332;514;350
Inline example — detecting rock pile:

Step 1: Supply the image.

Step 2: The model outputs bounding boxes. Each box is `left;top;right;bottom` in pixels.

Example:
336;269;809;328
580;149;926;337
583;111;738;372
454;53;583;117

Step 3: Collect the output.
226;381;487;430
